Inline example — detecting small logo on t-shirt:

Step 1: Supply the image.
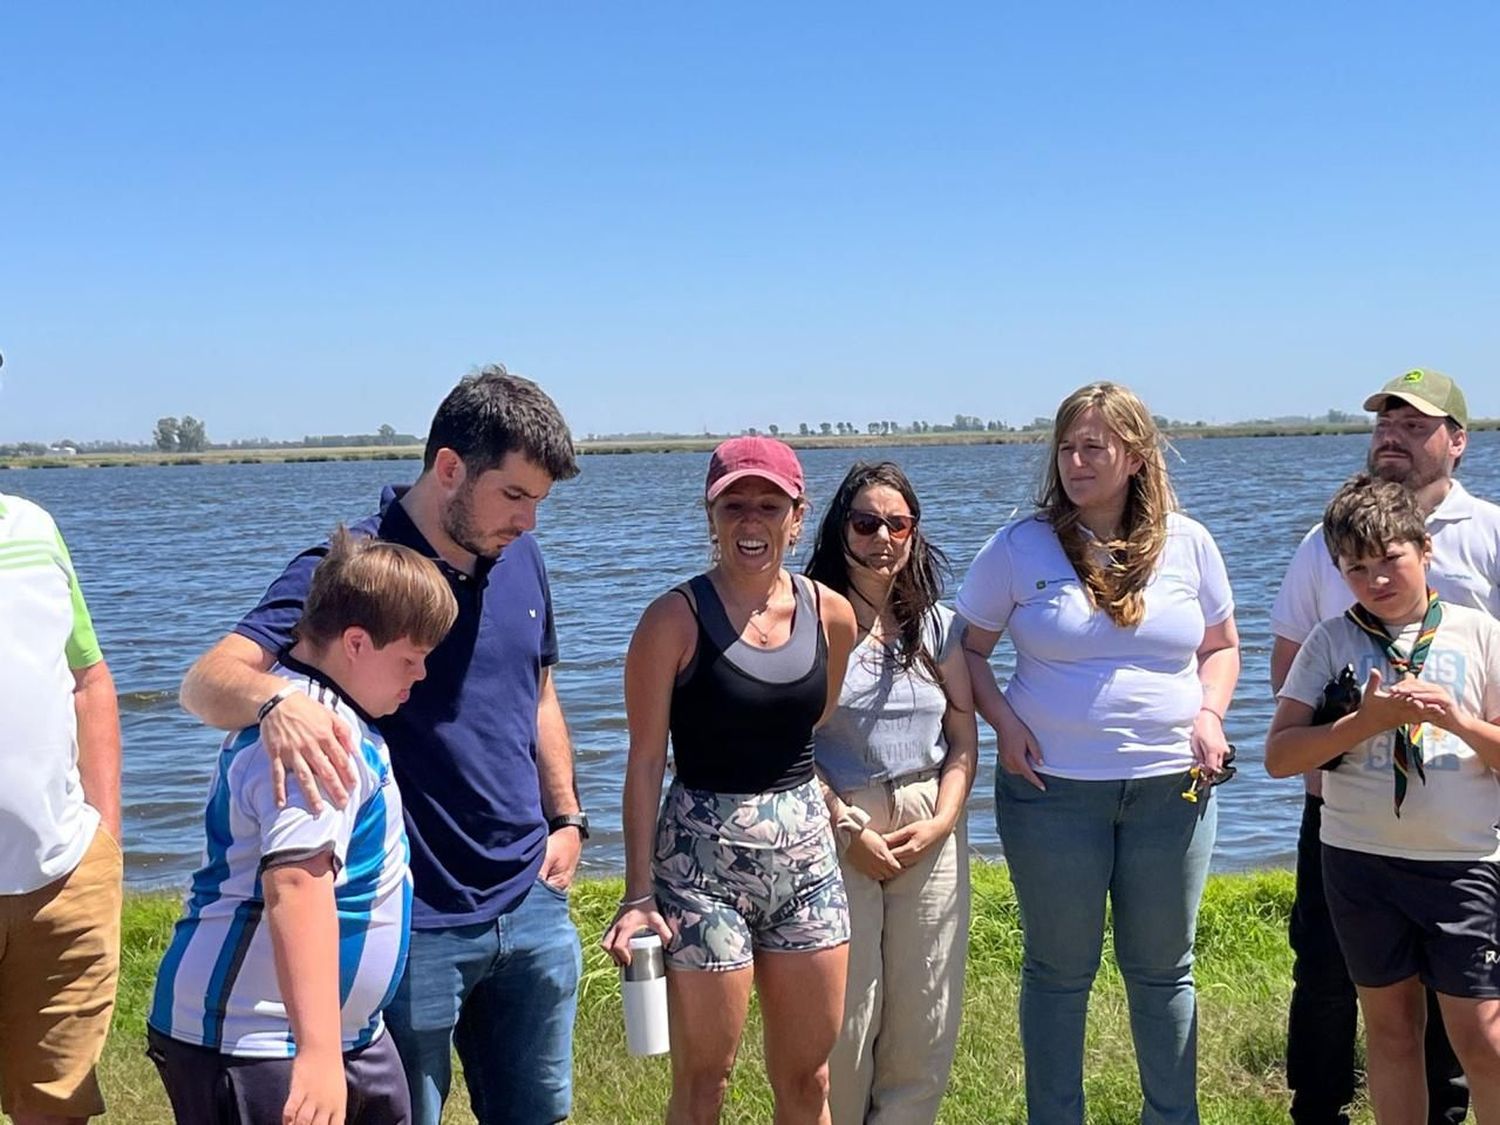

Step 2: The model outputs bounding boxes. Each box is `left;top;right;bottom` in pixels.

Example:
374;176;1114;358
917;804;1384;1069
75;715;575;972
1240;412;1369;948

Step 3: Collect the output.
1484;950;1498;966
529;609;537;618
1035;577;1073;590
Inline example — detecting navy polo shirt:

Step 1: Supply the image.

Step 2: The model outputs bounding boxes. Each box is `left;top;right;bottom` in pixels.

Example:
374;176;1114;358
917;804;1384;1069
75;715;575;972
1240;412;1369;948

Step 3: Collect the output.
235;485;558;929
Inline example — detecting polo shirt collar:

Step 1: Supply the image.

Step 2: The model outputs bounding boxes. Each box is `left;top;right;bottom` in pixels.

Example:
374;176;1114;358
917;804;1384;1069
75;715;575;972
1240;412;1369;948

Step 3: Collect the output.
276;649;379;727
1430;479;1477;525
376;485;497;584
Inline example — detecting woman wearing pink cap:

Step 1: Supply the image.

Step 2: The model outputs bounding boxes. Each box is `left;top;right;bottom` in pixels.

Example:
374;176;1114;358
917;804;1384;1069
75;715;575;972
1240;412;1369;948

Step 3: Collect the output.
604;436;859;1123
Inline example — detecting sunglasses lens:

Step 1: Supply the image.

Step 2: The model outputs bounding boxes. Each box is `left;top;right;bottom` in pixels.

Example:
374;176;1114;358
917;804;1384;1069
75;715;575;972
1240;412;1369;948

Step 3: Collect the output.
848;512;916;539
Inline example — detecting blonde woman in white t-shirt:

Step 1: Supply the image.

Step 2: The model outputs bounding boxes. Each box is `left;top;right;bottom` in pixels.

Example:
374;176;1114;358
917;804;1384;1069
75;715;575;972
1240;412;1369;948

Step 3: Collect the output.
956;382;1241;1125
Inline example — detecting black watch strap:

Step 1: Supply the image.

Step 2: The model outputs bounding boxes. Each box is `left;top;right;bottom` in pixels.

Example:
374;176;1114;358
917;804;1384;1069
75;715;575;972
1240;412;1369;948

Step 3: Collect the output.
548;812;590;840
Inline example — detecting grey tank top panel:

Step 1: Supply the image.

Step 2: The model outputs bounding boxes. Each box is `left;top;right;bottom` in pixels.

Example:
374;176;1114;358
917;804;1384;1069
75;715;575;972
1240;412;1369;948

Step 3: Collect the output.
683;573;818;685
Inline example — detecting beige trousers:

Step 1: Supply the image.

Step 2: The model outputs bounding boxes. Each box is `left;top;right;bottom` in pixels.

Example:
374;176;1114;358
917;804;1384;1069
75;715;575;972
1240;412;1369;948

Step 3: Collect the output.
827;772;971;1125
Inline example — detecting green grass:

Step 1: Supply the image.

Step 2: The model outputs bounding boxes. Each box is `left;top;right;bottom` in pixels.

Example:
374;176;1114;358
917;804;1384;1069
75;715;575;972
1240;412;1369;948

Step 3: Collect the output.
98;865;1371;1124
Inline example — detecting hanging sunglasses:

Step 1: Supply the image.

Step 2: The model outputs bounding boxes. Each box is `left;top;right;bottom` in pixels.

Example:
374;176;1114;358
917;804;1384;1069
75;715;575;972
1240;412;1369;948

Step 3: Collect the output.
847;510;918;541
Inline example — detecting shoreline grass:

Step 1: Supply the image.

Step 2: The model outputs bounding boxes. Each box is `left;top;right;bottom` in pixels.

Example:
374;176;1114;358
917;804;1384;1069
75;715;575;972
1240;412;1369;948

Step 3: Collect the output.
99;863;1371;1123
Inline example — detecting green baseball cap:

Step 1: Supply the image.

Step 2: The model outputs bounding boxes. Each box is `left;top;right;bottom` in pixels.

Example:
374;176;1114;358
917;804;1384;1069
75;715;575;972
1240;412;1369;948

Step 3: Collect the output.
1362;368;1468;428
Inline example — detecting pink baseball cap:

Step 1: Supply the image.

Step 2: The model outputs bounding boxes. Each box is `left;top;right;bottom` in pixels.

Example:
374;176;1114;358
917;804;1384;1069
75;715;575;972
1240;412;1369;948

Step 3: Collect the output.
705;436;805;501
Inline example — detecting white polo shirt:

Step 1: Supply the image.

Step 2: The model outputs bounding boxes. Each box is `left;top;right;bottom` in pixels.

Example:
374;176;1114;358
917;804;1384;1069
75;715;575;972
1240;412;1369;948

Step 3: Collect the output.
1270;479;1500;645
0;494;106;894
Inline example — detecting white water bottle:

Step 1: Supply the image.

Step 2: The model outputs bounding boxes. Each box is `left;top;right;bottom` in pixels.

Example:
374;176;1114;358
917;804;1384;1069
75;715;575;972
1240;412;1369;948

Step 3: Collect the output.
621;931;670;1057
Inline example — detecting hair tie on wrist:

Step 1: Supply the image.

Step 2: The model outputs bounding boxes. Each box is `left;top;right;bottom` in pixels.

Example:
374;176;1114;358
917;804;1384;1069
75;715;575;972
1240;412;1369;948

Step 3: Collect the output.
257;685;297;724
618;892;655;909
1199;705;1225;722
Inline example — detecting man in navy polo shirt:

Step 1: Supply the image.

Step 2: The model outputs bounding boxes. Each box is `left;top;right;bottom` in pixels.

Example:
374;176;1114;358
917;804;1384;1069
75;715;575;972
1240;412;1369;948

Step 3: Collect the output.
181;367;586;1124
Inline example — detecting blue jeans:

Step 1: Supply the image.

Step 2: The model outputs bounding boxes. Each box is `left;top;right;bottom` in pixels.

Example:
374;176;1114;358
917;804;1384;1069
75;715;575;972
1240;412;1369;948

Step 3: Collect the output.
384;879;582;1125
996;769;1217;1125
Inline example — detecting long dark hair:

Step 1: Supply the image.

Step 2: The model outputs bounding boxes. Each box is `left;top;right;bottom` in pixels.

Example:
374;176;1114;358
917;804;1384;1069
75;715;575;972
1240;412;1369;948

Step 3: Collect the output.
805;461;949;681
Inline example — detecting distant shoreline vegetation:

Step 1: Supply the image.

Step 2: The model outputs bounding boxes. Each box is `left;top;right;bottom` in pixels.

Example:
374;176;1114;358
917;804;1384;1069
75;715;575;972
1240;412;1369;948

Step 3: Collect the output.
2;417;1496;469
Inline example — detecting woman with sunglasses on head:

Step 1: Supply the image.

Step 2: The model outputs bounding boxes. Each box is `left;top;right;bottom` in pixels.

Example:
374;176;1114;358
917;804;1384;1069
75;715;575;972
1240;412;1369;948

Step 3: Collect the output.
805;461;978;1125
603;436;859;1124
957;383;1240;1125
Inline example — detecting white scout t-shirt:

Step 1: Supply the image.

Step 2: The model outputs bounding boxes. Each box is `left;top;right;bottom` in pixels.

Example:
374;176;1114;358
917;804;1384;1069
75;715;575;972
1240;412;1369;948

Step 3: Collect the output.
957;511;1235;780
1270;479;1500;645
1280;603;1500;861
0;494;106;894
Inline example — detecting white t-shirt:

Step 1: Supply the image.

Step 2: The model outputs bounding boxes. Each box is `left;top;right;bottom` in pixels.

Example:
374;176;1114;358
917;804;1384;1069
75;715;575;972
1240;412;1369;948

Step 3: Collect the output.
1270;479;1500;646
957;512;1235;780
1280;603;1500;861
148;665;412;1057
0;494;106;894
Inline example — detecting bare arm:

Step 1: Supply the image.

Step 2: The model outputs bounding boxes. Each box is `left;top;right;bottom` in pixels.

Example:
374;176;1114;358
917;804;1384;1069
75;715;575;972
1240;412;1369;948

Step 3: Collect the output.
885;628;981;869
1191;616;1241;773
74;659;122;842
1265;668;1428;777
601;593;693;964
264;853;346;1125
536;668;583;889
814;583;859;728
181;634;357;812
1270;636;1302;696
961;618;1046;788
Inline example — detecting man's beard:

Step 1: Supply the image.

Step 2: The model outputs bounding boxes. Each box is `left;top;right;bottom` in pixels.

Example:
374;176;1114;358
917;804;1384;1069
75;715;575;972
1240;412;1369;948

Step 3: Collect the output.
442;482;500;560
1367;447;1443;491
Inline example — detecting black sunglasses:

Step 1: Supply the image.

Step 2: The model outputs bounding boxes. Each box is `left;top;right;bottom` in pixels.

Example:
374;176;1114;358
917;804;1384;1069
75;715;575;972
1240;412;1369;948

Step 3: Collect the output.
847;510;918;541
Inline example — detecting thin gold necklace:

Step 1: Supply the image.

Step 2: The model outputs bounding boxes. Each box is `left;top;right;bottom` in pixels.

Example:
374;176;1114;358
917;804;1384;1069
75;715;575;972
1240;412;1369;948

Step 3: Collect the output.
718;574;782;646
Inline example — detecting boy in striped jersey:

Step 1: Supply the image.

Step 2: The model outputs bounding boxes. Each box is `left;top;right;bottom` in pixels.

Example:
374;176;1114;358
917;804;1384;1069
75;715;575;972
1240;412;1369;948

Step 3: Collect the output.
148;531;457;1125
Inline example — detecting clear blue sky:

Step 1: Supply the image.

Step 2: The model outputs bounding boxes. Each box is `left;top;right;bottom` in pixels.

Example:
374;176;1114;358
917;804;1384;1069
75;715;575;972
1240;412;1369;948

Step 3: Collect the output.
3;3;1498;443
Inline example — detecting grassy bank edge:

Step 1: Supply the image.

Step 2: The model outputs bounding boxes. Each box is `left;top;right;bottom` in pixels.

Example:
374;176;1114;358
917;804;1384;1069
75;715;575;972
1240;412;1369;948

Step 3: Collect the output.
102;862;1362;1123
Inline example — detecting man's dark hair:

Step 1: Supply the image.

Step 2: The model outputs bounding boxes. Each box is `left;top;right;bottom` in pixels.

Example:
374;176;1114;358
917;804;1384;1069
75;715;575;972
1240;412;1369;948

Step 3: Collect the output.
1322;473;1430;565
423;364;580;481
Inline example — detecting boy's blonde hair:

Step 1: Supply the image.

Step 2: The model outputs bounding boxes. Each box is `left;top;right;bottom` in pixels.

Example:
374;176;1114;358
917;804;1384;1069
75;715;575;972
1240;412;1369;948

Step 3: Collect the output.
1038;381;1177;627
296;528;458;649
1322;474;1430;565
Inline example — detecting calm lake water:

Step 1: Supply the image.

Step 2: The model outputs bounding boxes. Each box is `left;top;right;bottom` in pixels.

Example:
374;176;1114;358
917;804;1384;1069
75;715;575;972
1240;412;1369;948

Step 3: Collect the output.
9;432;1499;888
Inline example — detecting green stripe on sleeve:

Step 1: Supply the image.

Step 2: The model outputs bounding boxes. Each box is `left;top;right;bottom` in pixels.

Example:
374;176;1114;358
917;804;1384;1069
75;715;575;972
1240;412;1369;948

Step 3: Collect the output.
53;526;103;669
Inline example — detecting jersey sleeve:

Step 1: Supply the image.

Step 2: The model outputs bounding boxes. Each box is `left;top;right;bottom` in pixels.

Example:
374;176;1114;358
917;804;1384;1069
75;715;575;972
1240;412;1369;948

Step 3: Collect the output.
1191;522;1235;627
1270;526;1331;645
233;545;329;656
52;525;104;670
1279;621;1340;708
236;731;363;872
955;527;1018;633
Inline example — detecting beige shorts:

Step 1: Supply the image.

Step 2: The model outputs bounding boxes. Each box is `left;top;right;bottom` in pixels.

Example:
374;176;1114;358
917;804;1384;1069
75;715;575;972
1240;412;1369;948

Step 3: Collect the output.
0;827;124;1118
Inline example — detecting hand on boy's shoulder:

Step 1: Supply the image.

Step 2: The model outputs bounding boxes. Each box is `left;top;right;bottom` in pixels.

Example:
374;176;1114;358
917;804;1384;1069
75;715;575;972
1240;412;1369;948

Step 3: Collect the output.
260;688;359;815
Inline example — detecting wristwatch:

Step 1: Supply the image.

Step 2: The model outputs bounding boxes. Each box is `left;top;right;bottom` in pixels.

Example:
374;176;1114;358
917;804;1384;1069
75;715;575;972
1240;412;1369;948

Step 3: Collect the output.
548;812;590;840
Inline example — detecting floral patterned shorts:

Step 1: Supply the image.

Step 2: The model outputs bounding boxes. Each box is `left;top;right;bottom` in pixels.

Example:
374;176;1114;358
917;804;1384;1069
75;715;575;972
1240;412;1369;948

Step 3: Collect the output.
652;778;850;972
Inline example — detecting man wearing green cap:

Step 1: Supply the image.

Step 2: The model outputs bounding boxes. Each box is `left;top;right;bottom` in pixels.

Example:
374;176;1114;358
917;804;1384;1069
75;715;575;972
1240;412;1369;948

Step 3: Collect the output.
1270;369;1500;1125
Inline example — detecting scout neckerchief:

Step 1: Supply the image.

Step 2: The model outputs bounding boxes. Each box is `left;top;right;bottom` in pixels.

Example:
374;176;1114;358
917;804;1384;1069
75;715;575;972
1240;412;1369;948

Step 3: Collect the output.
1344;587;1442;817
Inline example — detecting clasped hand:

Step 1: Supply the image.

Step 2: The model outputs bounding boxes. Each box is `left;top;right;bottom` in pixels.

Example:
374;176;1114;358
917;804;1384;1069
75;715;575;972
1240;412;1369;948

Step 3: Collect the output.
1359;667;1459;731
844;817;951;882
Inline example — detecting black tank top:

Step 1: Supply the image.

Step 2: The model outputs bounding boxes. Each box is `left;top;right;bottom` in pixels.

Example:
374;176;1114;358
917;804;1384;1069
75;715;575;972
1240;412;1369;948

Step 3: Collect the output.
668;573;829;794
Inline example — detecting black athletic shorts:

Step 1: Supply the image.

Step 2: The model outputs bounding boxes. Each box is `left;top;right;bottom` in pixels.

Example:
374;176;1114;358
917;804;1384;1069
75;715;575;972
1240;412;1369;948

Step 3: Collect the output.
146;1026;410;1124
1322;843;1500;999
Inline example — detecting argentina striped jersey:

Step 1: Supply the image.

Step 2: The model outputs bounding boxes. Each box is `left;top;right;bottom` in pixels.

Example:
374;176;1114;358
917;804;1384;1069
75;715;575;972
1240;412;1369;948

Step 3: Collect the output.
148;663;412;1057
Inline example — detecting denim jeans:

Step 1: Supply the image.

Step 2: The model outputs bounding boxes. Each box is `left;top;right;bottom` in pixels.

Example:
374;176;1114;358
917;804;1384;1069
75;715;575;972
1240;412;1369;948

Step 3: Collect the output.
995;769;1216;1125
384;879;582;1125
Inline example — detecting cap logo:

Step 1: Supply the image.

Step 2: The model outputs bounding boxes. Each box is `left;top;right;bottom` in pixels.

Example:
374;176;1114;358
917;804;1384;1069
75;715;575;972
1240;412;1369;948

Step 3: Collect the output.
1401;370;1425;383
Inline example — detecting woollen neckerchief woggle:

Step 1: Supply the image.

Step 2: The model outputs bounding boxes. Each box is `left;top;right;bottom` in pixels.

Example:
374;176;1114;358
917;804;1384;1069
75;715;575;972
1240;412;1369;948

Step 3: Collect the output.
1344;587;1443;817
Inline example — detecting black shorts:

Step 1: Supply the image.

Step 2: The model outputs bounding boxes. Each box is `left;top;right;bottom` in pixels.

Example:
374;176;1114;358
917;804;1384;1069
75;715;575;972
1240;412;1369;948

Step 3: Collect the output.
1322;844;1500;999
146;1026;410;1124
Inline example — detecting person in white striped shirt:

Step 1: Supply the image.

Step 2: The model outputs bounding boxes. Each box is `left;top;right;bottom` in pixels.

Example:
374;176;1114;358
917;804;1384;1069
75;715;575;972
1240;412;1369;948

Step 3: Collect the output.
148;531;456;1125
